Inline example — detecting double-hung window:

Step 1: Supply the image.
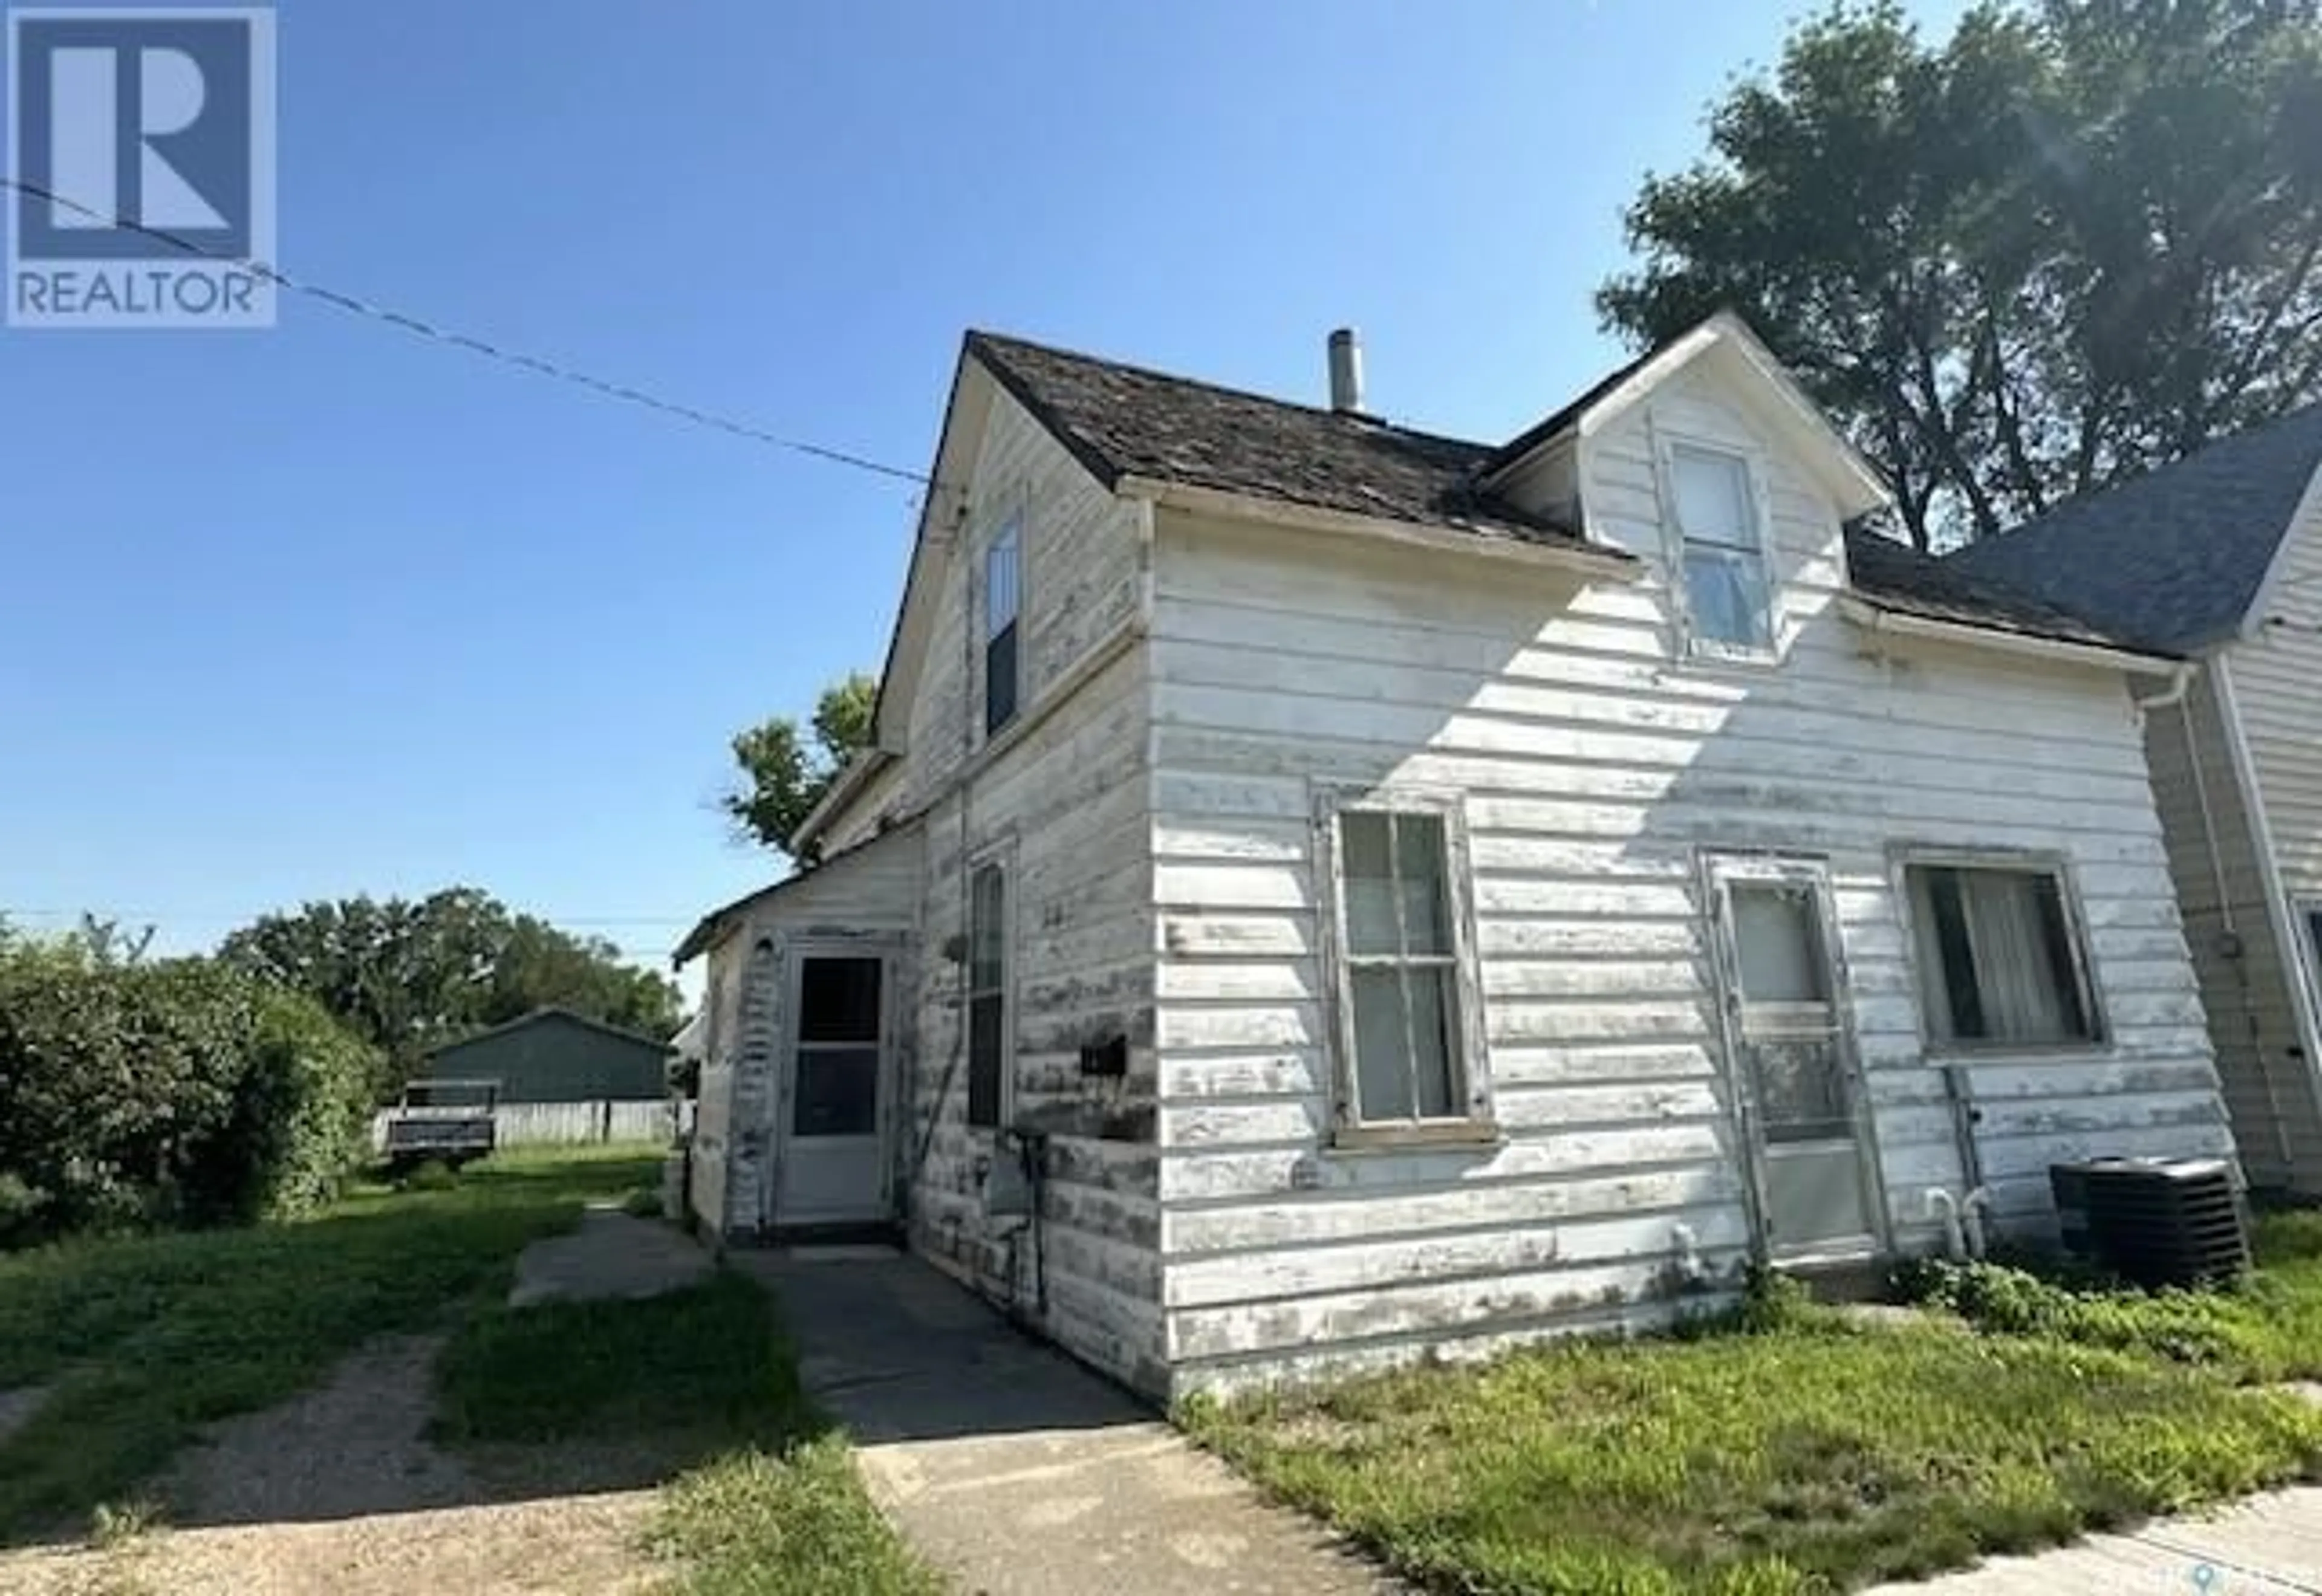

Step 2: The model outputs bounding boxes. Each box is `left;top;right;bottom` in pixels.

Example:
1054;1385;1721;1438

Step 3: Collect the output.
966;861;1009;1127
1322;794;1489;1135
984;517;1021;736
1904;858;2101;1049
1668;443;1772;654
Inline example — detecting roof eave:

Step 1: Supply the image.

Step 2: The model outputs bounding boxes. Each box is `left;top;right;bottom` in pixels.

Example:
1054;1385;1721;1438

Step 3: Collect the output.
1115;475;1639;582
789;746;896;860
1836;595;2178;673
1480;313;1891;522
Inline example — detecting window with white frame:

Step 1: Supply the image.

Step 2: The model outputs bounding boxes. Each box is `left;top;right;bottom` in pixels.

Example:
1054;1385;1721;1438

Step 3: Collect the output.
966;861;1008;1127
984;516;1021;735
1324;797;1487;1129
1904;859;2099;1048
1668;443;1772;652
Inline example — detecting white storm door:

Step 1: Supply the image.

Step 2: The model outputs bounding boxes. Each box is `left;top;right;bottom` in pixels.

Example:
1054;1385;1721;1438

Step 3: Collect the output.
1707;857;1883;1260
775;952;889;1226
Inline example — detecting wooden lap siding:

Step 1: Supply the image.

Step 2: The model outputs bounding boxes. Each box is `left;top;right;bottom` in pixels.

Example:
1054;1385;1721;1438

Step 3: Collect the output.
2216;477;2322;1189
693;832;922;1238
2143;672;2322;1189
1148;365;2226;1393
845;384;1165;1394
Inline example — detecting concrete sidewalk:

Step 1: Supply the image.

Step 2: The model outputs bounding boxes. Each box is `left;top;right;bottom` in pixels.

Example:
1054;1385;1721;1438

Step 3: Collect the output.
732;1247;1399;1595
1870;1485;2322;1595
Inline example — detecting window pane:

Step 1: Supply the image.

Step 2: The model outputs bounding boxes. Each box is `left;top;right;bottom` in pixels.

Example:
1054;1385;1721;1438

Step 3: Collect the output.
1673;448;1758;550
1685;550;1771;649
1908;866;1983;1040
967;993;1004;1127
798;958;882;1043
985;622;1019;733
985;524;1020;634
1746;1037;1850;1143
1907;864;2092;1046
1732;884;1827;1004
1408;965;1459;1118
1957;869;2086;1043
795;1045;879;1138
1341;812;1399;956
1351;967;1414;1120
969;866;1005;990
1396;813;1452;955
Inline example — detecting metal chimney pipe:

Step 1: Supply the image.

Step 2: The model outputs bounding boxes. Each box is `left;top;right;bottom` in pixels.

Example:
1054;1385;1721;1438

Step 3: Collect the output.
1327;327;1364;414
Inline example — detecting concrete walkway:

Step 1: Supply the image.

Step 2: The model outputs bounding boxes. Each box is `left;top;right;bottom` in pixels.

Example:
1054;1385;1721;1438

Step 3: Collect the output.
1870;1487;2322;1594
732;1247;1400;1595
508;1205;712;1306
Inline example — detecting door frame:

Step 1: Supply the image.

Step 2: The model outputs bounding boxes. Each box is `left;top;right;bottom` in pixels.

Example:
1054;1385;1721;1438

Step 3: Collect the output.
1700;851;1890;1264
766;936;904;1230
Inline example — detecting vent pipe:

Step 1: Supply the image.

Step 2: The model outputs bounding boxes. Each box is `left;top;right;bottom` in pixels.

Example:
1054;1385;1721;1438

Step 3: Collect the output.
1327;327;1364;414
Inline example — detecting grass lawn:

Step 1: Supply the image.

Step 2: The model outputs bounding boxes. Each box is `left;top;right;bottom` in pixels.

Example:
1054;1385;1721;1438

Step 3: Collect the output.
0;1143;661;1539
434;1265;940;1595
1183;1253;2322;1596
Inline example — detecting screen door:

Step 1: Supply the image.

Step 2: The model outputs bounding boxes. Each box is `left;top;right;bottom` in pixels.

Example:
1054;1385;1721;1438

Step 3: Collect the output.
1708;857;1882;1259
775;953;888;1226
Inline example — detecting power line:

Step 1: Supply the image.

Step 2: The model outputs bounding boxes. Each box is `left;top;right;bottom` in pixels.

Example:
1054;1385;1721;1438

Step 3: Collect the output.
1;176;945;491
1;906;703;927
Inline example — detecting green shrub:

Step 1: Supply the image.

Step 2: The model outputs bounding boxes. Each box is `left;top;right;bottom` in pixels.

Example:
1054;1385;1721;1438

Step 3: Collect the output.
0;941;381;1245
1893;1258;2271;1372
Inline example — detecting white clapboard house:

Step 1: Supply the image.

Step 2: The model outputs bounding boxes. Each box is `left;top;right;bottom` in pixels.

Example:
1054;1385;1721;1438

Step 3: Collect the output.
677;313;2234;1397
1948;403;2322;1196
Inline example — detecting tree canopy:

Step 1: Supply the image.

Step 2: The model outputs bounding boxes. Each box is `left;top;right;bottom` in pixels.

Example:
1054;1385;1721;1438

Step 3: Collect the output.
721;671;877;862
218;887;684;1095
1599;0;2322;548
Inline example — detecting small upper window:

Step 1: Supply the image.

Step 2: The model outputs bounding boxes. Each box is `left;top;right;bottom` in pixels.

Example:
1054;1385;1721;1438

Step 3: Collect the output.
1905;861;2098;1048
984;517;1021;735
1669;444;1772;653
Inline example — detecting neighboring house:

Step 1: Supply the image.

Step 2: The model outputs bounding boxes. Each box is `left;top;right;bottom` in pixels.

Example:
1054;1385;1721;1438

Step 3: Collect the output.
1947;403;2322;1195
419;1007;673;1103
677;313;2232;1398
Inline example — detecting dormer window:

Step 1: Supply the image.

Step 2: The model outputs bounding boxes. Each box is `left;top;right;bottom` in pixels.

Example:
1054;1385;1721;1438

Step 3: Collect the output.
1668;443;1772;654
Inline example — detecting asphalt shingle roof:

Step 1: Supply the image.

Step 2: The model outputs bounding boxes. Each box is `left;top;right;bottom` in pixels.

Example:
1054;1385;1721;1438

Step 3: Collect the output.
966;327;2159;654
966;331;1597;548
1943;403;2322;654
1842;525;2153;652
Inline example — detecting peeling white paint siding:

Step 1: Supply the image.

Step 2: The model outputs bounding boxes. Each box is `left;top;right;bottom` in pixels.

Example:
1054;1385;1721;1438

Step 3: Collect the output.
693;829;923;1238
872;383;1164;1393
2201;476;2322;1189
1148;355;2227;1393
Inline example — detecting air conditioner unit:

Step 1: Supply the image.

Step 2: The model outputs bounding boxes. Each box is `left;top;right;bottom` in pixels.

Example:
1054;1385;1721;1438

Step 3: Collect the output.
2049;1157;2248;1288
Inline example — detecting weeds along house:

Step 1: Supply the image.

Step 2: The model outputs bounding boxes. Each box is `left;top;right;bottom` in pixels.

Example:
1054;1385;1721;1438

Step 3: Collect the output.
677;313;2233;1397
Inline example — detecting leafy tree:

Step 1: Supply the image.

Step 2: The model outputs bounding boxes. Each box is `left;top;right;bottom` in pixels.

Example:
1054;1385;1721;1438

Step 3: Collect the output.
218;889;684;1095
722;671;877;861
1599;0;2322;548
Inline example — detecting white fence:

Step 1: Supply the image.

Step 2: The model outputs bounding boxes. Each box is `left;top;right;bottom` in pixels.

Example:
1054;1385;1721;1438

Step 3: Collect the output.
372;1099;692;1151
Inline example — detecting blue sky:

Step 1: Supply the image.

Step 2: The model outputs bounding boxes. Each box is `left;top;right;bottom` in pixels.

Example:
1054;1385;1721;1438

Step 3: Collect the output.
0;0;1966;986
